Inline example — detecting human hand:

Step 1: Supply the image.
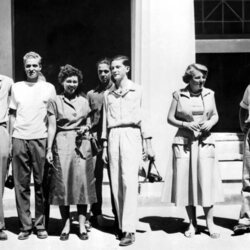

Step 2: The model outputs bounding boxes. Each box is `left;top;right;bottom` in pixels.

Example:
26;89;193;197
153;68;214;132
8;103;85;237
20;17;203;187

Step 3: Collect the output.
184;121;201;132
46;150;53;165
145;146;155;161
78;125;89;135
102;147;108;164
245;116;250;123
199;120;213;132
9;142;13;159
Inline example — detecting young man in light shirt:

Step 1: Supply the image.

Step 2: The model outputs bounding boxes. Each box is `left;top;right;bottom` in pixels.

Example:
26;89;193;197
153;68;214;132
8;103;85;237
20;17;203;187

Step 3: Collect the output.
102;55;154;246
9;51;56;240
0;74;13;240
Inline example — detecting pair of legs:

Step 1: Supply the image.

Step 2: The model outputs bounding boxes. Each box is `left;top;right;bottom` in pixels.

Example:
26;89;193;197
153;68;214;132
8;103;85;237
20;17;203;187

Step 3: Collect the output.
91;152;118;226
234;119;250;233
60;205;88;234
0;125;9;240
12;138;47;233
108;127;142;246
185;205;219;237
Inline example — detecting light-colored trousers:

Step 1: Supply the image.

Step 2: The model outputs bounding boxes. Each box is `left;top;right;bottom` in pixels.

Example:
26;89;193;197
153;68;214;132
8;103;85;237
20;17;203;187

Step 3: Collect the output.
239;127;250;225
238;108;250;225
0;125;9;230
108;127;142;233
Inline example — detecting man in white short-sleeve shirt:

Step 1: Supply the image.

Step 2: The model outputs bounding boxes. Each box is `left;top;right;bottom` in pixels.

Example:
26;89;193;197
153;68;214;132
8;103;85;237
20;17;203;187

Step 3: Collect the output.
9;51;56;240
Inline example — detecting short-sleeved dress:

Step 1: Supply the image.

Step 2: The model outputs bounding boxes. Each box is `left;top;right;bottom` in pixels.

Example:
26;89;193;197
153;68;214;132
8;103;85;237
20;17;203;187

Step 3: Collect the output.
48;94;97;205
162;87;224;206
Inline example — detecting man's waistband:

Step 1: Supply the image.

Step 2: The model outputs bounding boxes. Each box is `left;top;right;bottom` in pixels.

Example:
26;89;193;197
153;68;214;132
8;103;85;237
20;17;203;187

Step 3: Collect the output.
109;124;140;130
0;122;7;128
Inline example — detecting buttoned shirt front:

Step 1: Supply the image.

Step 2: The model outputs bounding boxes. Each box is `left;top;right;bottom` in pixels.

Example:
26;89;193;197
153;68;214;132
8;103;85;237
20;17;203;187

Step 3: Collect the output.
48;94;91;132
102;80;151;140
0;75;13;123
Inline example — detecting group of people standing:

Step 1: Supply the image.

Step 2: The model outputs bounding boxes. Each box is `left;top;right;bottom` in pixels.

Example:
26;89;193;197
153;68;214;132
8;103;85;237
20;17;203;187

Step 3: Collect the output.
1;52;250;246
0;51;153;247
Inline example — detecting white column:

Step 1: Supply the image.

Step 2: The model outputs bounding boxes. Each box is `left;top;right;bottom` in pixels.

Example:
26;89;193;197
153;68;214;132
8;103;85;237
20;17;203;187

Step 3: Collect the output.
0;0;13;77
131;0;195;179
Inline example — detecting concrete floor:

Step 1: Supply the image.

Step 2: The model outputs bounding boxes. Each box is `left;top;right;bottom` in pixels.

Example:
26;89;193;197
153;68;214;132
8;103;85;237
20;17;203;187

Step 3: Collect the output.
1;203;250;250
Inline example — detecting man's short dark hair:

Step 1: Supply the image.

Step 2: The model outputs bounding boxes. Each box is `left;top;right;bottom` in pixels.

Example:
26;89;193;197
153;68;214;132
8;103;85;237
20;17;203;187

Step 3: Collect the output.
111;55;130;67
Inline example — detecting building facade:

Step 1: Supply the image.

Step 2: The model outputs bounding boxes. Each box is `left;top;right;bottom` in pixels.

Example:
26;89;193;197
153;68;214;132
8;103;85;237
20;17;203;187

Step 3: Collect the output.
0;0;246;198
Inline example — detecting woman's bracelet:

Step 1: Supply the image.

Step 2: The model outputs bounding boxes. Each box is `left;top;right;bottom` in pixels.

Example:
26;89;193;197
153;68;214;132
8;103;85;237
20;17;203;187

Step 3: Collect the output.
47;147;52;151
181;121;186;128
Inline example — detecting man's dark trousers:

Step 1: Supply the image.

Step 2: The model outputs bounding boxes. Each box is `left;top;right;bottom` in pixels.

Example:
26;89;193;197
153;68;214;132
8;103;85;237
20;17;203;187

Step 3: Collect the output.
12;138;46;232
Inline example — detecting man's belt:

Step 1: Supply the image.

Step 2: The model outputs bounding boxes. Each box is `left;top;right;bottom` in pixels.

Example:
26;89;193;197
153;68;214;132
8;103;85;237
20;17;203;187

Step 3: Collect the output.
0;122;7;128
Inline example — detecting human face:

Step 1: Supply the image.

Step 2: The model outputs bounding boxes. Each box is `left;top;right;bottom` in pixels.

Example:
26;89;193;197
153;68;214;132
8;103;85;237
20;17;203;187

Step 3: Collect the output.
189;70;206;93
111;60;129;82
63;75;79;96
24;58;41;81
97;63;111;85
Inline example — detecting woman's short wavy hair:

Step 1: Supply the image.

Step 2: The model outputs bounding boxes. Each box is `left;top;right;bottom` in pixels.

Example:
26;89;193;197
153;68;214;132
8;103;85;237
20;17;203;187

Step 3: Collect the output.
58;64;83;85
182;63;208;84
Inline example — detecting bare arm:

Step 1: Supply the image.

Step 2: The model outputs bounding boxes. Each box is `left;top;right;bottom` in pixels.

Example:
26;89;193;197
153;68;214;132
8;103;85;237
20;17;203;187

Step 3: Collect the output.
8;109;16;157
144;138;155;160
239;107;250;133
200;93;219;132
167;97;183;128
9;109;16;136
46;114;56;164
101;94;108;164
167;97;200;132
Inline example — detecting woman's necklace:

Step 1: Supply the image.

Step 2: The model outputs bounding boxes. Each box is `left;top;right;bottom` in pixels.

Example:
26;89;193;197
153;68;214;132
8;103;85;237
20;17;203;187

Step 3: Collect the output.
190;90;201;96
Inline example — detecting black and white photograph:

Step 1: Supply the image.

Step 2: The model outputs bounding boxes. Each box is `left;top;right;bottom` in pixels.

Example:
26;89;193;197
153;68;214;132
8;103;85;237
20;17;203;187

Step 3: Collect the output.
1;0;250;249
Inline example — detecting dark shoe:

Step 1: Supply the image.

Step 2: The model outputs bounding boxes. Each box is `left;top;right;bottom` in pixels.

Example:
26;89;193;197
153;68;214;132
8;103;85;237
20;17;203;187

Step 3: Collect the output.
233;224;249;235
79;232;89;240
60;232;69;241
119;232;135;246
0;230;7;240
37;230;48;239
18;230;31;240
114;228;123;240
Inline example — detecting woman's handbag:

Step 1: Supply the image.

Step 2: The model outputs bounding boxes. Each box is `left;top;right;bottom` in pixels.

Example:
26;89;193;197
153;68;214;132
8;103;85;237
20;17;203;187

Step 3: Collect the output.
147;159;162;183
5;158;14;189
138;158;162;183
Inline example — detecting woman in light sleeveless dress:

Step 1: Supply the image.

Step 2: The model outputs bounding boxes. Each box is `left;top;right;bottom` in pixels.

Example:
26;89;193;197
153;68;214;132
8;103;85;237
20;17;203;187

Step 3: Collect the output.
162;63;223;238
